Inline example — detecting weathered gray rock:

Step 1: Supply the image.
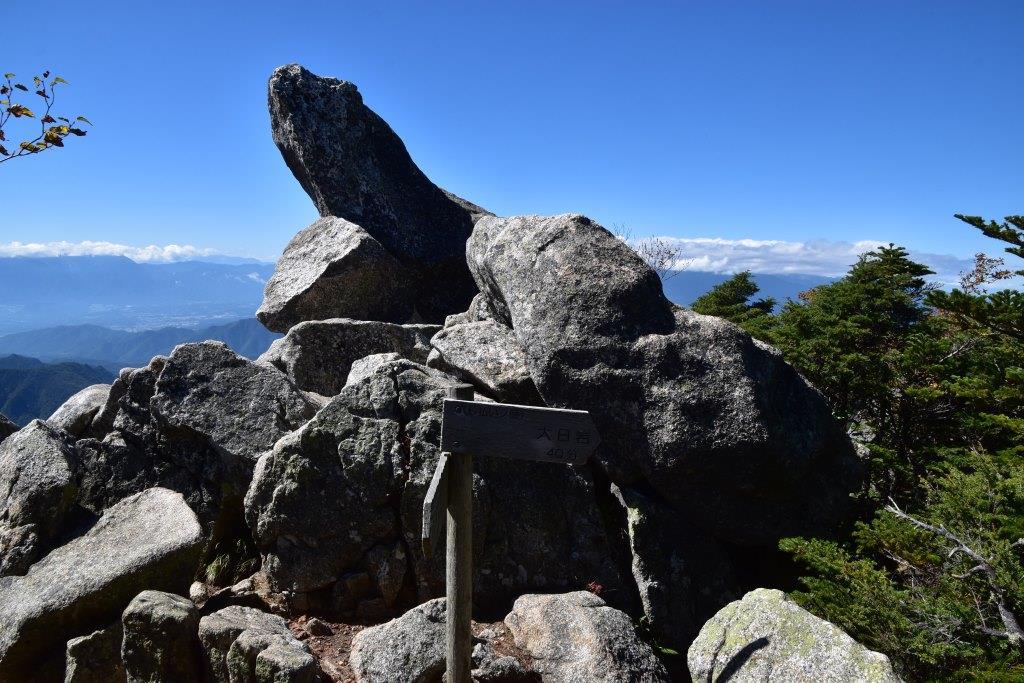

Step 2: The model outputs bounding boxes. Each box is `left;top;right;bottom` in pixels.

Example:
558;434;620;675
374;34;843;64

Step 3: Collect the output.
471;640;532;682
0;523;38;576
612;484;737;652
121;590;201;683
48;384;111;437
199;605;314;683
467;213;861;545
77;344;315;536
0;420;78;536
86;356;166;441
443;292;497;328
65;622;126;683
427;320;541;404
349;598;446;683
0;488;203;679
0;413;18;442
257;217;413;332
258;318;439;396
245;360;627;613
0;420;79;572
505;591;669;682
346;352;402;387
268;63;486;322
687;588;902;682
152;341;316;467
473;655;531;683
228;629;317;683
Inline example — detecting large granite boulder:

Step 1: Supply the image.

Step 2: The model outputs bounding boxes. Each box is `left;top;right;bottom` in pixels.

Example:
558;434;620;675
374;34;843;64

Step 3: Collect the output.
245;359;627;615
0;420;80;573
0;413;19;442
427;320;541;404
48;383;111;437
121;590;202;682
0;488;203;679
76;343;315;530
258;318;439;396
687;588;902;682
268;63;487;322
257;217;413;332
151;341;317;469
505;591;669;682
198;605;316;683
466;213;861;545
348;598;446;683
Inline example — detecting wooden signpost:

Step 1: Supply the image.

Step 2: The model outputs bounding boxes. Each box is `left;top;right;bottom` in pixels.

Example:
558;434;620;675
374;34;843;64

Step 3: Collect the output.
422;385;601;682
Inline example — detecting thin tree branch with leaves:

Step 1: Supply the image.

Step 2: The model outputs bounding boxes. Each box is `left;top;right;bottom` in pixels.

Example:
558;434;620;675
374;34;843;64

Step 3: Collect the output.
0;70;91;164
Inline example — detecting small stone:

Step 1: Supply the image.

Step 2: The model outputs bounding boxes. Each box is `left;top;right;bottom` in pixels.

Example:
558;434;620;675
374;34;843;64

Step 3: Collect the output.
65;623;125;683
305;618;332;637
199;605;301;682
350;599;446;682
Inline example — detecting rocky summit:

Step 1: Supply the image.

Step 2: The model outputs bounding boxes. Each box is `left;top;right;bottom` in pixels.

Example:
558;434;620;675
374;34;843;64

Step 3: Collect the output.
0;64;873;681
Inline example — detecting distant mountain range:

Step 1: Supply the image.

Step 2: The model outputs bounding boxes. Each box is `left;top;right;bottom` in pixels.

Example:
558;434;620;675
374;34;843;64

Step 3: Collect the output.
0;254;837;426
0;355;114;426
0;255;274;335
0;255;833;335
0;318;280;371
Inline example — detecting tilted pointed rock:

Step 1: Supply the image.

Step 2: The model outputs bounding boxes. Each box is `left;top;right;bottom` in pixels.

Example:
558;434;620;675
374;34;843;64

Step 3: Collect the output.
268;64;488;323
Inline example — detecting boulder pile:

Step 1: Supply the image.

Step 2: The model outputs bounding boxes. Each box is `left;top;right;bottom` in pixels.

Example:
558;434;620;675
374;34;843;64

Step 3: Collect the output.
0;64;872;681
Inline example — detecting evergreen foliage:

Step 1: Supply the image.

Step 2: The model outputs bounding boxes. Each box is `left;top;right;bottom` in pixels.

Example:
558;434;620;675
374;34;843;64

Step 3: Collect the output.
692;217;1024;679
689;270;776;339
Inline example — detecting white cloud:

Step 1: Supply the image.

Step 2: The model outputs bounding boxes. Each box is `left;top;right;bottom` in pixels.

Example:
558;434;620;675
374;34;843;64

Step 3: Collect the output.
0;240;220;263
0;237;982;286
632;236;976;284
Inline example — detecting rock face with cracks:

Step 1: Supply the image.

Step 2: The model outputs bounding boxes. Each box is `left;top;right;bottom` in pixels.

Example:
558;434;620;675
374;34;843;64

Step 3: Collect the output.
268;63;487;322
687;588;902;682
466;212;861;545
76;342;315;531
0;488;202;679
244;359;628;614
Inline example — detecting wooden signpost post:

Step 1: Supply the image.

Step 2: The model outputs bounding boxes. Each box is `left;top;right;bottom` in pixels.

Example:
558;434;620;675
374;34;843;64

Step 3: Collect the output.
422;385;601;682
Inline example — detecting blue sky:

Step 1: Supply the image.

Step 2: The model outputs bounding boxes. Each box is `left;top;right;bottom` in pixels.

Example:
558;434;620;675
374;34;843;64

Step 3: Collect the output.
1;1;1021;277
